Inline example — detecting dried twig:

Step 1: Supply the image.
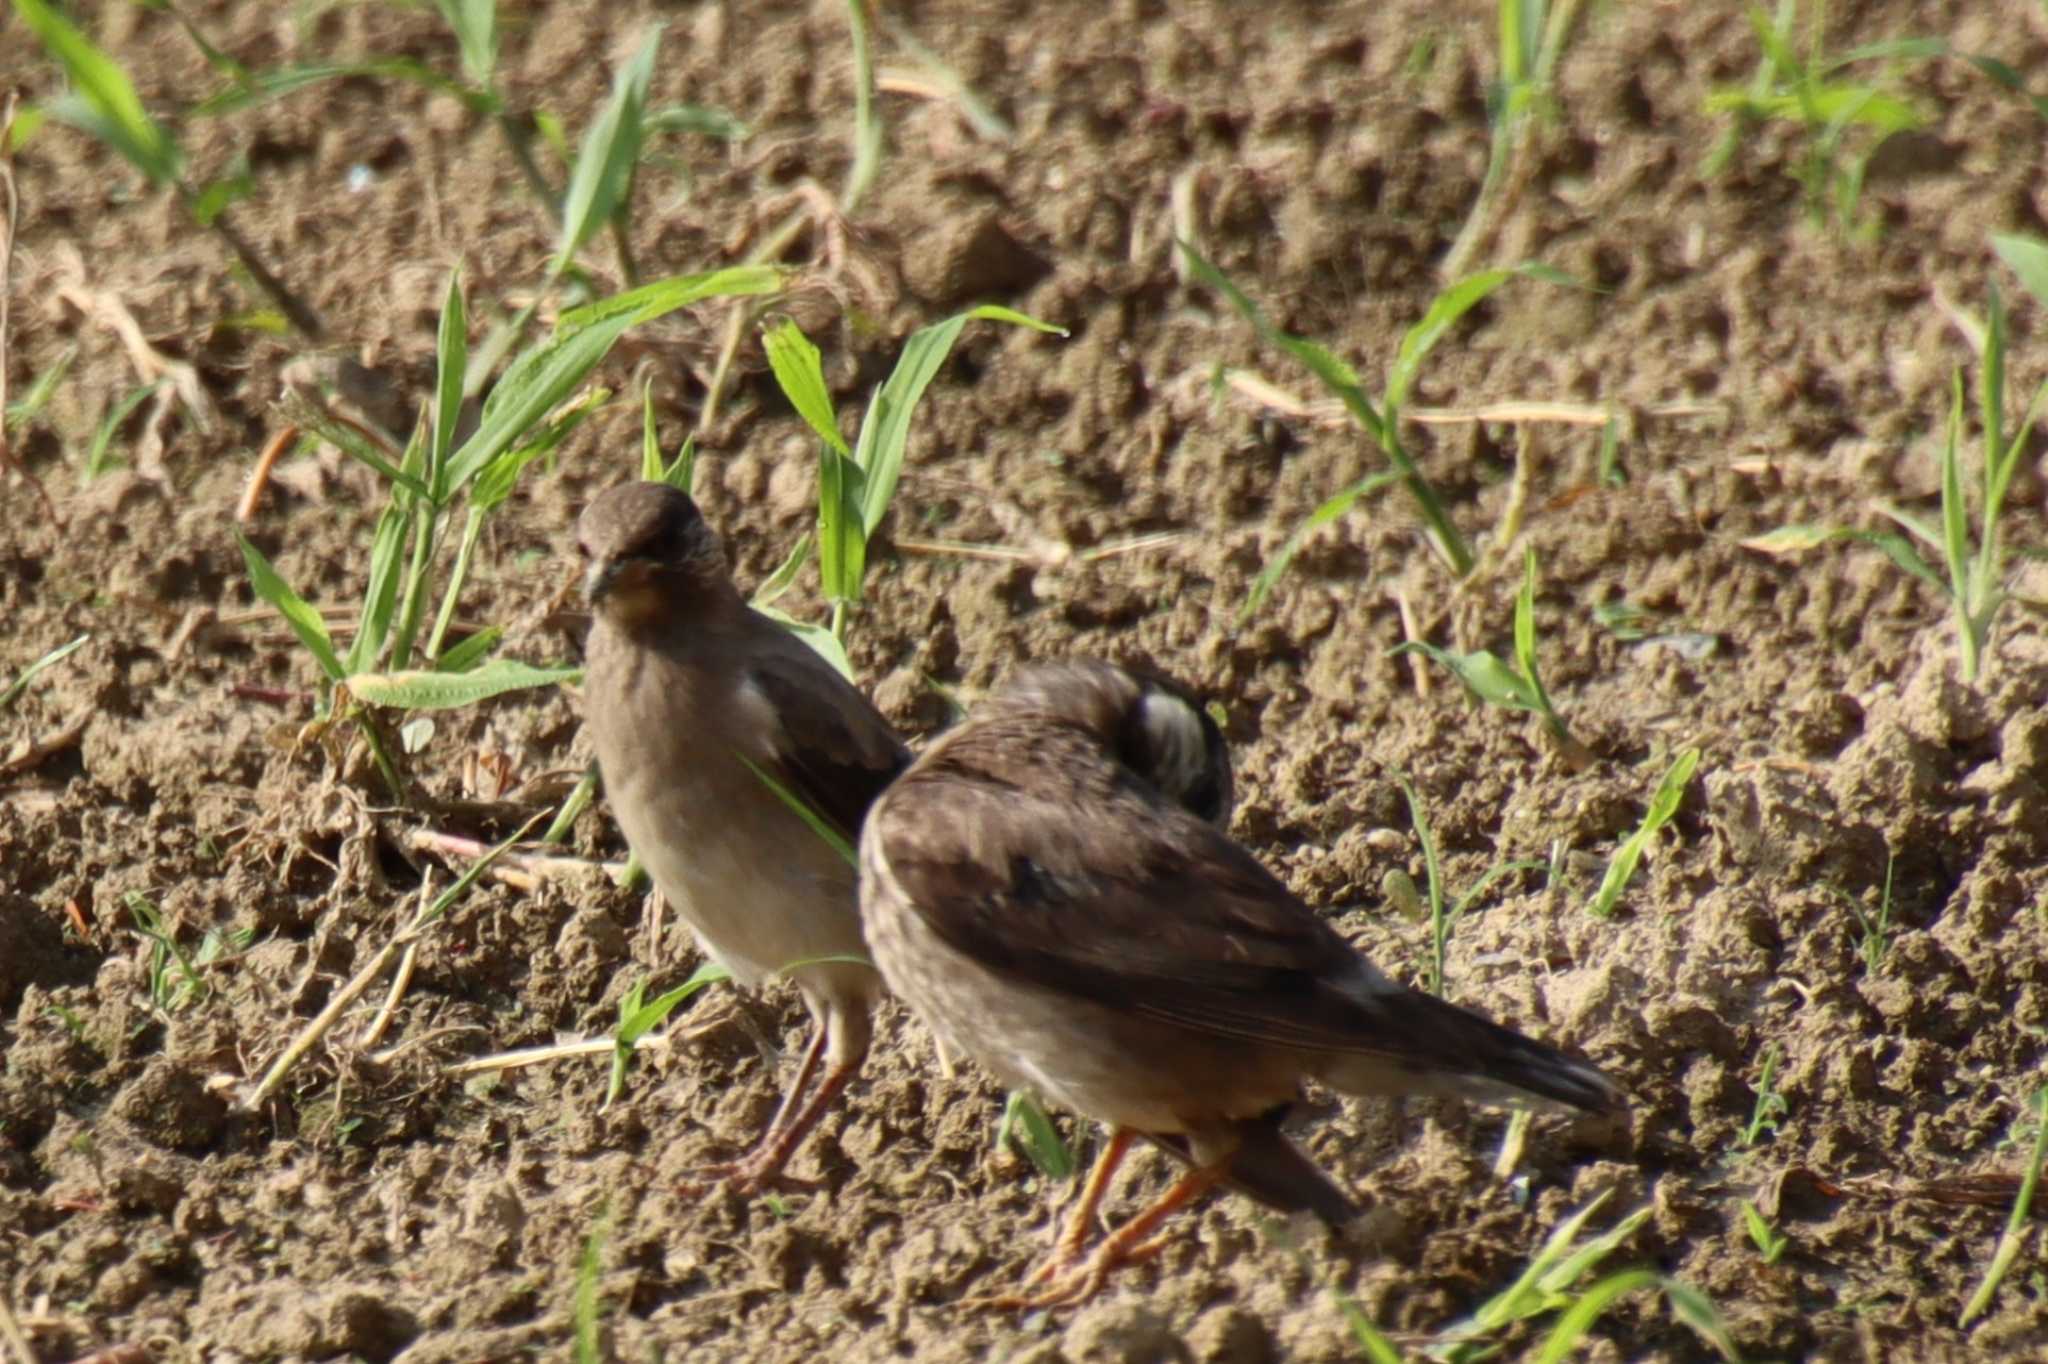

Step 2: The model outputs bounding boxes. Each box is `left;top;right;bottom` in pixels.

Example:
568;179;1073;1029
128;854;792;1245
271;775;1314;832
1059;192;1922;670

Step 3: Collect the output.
0;94;57;527
235;423;299;523
0;710;90;776
404;827;624;890
0;1288;34;1364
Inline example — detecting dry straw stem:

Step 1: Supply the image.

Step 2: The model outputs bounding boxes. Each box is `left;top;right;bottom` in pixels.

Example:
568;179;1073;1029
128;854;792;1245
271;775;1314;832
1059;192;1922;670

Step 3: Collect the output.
241;815;539;1110
0;1289;32;1364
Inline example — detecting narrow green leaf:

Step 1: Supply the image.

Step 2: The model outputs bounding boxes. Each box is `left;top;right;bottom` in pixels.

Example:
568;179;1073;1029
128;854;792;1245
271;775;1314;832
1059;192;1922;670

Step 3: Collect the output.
349;658;581;709
1981;282;2006;474
434;0;498;88
639;379;662;480
1941;370;1971;607
1662;1278;1744;1360
434;625;502;674
345;504;409;676
816;442;868;603
737;754;855;864
643;103;749;140
997;1091;1076;1179
1529;1270;1662;1364
555;265;785;328
762;319;848;455
431;269;468;496
751;537;812;609
82;379;162;482
1992;233;2048;311
553;24;662;275
192;58;496;119
1392;642;1544;713
0;634;90;711
236;532;344;682
1239;470;1400;621
1587;748;1700;917
1389;268;1515;411
961;303;1069;334
16;0;183;185
753;603;854;681
852;314;968;536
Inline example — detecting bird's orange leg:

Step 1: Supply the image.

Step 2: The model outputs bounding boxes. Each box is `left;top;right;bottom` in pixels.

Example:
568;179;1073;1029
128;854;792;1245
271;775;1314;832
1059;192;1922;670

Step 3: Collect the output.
1021;1126;1136;1287
976;1156;1228;1311
680;1025;844;1196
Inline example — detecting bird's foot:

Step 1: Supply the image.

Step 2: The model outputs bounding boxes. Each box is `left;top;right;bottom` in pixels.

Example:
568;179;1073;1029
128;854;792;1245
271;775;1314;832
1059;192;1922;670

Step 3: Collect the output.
966;1233;1172;1312
675;1157;826;1200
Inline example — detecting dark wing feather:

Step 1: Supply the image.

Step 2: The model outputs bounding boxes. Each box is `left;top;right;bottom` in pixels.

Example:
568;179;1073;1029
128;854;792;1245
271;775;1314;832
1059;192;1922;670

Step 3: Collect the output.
742;625;911;847
876;725;1389;1054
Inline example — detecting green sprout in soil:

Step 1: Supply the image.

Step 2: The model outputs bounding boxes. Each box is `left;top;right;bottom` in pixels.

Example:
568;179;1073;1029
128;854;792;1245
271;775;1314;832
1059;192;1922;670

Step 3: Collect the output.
1393;547;1588;764
1442;0;1586;278
1702;0;1941;234
1740;1199;1790;1265
571;1203;609;1364
1180;240;1570;602
1740;1043;1788;1149
1959;1085;2048;1327
1831;848;1898;974
607;964;730;1110
0;634;88;711
1586;747;1700;918
1425;1192;1742;1363
15;0;326;337
1747;241;2048;684
758;303;1067;668
125;892;246;1014
238;266;779;799
997;1090;1077;1180
1394;774;1547;998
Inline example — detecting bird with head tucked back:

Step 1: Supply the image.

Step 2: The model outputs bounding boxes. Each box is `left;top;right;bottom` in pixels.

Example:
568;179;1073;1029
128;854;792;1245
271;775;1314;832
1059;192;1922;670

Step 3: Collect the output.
859;659;1624;1307
577;480;910;1194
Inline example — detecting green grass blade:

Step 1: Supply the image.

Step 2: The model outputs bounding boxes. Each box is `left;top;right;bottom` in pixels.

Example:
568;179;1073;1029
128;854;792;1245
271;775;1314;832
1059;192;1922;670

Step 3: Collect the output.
752;603;855;682
643;104;749;140
1391;642;1544;713
553;25;661;277
1388;268;1513;411
1662;1278;1744;1360
1940;370;1971;615
0;634;90;711
4;343;75;428
192;58;497;119
1395;774;1448;996
1993;232;2048;310
16;0;183;185
762;319;848;454
431;269;468;497
1587;747;1700;917
82;379;162;482
1529;1270;1662;1364
571;1209;605;1363
1239;470;1400;621
737;754;855;864
997;1091;1076;1179
433;0;498;89
446;268;777;496
1960;1086;2048;1326
433;625;502;675
1980;282;2006;473
344;504;409;676
236;532;345;683
817;441;868;605
751;537;812;609
349;658;581;708
556;264;785;328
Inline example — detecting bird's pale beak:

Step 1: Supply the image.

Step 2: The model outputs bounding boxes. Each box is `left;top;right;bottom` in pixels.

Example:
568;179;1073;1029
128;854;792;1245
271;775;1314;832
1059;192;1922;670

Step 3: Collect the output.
582;557;620;605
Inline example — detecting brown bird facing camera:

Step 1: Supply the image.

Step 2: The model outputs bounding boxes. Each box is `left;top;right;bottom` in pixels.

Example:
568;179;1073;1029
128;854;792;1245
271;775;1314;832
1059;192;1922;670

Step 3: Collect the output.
859;659;1623;1308
578;480;910;1194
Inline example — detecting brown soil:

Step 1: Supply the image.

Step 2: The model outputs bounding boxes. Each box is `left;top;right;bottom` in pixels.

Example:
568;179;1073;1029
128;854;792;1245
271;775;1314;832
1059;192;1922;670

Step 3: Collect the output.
5;1;2048;1361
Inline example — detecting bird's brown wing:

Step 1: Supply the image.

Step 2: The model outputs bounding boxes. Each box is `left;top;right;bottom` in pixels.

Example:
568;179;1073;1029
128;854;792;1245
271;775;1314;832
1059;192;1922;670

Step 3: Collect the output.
874;741;1389;1054
740;627;912;849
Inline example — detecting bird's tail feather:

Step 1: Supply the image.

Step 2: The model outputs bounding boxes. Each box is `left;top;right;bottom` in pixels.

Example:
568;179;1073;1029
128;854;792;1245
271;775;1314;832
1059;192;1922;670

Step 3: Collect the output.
1323;991;1624;1117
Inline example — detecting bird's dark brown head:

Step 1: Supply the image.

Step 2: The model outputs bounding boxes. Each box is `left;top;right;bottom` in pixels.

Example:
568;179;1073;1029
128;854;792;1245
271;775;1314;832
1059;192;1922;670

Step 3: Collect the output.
990;659;1235;827
575;481;733;631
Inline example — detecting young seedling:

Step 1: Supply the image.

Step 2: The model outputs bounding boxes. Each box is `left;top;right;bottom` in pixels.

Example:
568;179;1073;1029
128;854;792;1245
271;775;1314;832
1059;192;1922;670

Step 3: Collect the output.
238;266;782;798
997;1091;1077;1180
1746;254;2046;683
1586;747;1700;918
1393;546;1587;763
1425;1192;1741;1362
606;963;731;1109
571;1204;608;1364
0;634;88;711
759;304;1067;652
1740;1199;1790;1265
1740;1043;1788;1149
1959;1085;2048;1327
1394;774;1547;998
1831;849;1898;974
1702;0;1941;233
1181;241;1569;599
1441;0;1585;278
15;0;325;337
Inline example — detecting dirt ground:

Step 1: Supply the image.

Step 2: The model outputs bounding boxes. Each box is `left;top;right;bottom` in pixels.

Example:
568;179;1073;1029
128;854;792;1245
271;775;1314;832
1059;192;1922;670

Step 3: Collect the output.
5;1;2048;1360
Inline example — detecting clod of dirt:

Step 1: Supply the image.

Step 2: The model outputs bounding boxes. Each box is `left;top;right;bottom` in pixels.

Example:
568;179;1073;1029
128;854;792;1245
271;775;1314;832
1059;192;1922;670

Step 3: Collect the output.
111;1056;228;1152
1064;1299;1189;1364
208;1284;420;1362
905;209;1052;307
